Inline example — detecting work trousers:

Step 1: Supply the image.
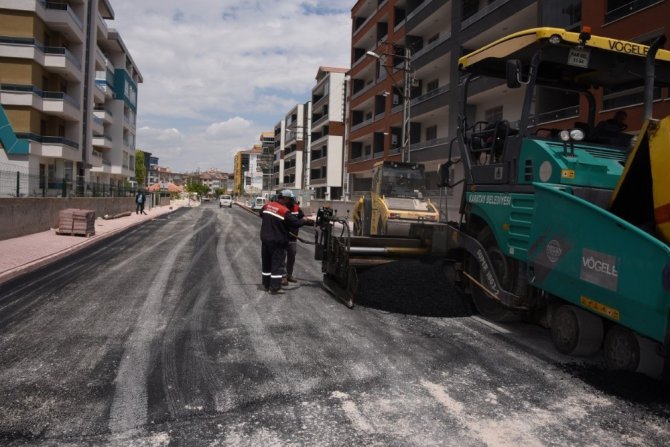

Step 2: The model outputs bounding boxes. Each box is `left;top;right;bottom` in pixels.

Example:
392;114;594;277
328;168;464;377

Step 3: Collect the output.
136;202;145;214
280;240;298;278
261;241;287;291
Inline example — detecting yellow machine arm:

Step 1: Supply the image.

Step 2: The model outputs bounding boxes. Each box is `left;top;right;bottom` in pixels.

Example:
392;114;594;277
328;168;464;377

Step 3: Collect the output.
609;116;670;245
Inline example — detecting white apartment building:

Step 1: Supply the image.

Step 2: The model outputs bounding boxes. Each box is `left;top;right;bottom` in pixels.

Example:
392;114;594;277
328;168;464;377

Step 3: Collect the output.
308;66;347;200
279;102;310;190
0;0;141;196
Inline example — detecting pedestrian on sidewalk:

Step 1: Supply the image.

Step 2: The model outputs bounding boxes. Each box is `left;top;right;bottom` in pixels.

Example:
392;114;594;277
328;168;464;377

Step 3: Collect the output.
259;190;313;294
135;189;147;215
281;198;304;286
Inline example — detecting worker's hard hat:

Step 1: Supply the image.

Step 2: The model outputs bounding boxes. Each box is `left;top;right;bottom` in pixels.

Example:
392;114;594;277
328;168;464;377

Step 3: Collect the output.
278;189;295;198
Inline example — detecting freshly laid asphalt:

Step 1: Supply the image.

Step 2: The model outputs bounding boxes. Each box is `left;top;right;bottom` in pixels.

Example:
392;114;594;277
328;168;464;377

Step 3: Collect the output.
0;199;196;287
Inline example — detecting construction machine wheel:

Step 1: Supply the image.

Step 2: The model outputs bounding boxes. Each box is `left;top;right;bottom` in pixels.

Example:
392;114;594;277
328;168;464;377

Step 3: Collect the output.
550;304;603;356
604;326;664;376
604;326;640;371
468;226;522;322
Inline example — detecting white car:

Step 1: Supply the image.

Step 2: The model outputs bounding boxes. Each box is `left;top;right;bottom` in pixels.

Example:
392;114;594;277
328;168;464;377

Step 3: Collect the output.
219;194;233;208
251;197;267;211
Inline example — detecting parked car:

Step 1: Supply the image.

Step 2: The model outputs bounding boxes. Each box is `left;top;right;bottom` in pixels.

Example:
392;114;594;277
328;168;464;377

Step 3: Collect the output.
219;194;233;208
251;197;267;211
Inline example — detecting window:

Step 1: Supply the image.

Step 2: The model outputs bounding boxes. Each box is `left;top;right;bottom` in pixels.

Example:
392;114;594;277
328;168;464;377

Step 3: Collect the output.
427;79;439;92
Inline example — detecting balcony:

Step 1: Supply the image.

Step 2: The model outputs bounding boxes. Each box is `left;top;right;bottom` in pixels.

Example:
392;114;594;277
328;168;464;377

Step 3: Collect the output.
91;116;104;135
38;0;85;43
0;84;81;121
350;117;374;133
95;79;114;99
412;31;452;66
123;114;135;131
95;46;105;70
310;133;329;147
96;11;109;39
92;135;113;150
16;132;80;160
90;149;103;168
94;107;113;124
0;36;83;82
311;113;329;129
93;82;105;103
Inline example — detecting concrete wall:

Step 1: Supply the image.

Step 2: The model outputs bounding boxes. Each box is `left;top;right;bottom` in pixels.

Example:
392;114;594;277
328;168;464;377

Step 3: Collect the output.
0;197;137;240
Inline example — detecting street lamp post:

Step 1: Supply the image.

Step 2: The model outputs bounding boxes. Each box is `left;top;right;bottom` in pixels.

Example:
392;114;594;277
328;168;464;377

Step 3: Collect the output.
367;45;413;162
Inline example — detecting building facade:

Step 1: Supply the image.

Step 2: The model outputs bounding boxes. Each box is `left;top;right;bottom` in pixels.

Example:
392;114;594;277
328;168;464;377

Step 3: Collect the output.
259;130;274;194
233;146;263;195
309;66;348;200
0;0;141;196
282;102;310;190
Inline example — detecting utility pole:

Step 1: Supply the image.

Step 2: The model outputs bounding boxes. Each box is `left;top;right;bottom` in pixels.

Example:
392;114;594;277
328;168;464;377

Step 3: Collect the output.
401;46;412;163
367;45;413;163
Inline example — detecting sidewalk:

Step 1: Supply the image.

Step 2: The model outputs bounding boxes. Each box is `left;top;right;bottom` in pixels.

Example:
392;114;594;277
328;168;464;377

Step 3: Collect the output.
0;199;197;286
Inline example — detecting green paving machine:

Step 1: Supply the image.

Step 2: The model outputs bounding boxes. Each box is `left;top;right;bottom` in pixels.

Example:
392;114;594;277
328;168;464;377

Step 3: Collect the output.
316;27;670;377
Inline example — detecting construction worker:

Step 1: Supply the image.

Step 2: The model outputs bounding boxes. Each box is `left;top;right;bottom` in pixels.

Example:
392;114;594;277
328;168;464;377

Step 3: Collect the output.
259;190;312;294
282;198;305;286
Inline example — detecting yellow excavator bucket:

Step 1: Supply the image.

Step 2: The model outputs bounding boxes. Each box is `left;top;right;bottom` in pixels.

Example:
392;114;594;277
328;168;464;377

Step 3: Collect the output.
609;116;670;245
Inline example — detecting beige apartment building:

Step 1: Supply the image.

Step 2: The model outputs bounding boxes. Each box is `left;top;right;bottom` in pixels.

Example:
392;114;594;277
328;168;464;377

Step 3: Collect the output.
0;0;141;196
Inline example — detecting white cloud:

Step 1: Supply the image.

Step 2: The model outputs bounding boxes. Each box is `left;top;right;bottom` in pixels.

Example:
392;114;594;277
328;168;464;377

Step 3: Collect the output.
108;0;352;172
205;117;253;139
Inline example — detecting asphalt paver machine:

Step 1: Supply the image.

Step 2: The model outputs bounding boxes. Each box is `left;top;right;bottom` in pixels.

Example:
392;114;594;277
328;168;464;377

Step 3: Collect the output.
315;27;670;377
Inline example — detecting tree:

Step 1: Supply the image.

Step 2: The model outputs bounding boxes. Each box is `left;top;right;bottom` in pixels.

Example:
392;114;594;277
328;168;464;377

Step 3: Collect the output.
135;150;146;186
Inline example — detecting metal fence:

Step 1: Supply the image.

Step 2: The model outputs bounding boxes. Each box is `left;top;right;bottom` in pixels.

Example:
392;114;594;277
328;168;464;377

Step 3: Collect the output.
0;168;137;198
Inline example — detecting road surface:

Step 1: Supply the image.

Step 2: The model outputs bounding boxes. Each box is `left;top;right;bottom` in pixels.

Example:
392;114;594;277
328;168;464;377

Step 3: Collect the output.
1;204;669;446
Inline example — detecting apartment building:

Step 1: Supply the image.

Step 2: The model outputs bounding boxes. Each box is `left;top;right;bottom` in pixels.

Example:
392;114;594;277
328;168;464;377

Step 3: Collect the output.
271;118;284;190
259;130;274;193
146;154;159;185
233;146;263;195
347;0;669;198
282;102;310;190
309;66;348;200
0;0;141;195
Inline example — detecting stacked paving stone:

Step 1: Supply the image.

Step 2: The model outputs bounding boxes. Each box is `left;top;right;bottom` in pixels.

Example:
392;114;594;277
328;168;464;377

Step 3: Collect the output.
56;209;96;237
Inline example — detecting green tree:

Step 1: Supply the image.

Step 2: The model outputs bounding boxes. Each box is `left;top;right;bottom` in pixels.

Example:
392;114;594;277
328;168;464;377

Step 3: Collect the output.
135;150;146;186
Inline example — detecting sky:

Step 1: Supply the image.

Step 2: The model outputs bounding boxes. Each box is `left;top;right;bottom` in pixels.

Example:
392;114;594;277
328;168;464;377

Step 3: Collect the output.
108;0;353;173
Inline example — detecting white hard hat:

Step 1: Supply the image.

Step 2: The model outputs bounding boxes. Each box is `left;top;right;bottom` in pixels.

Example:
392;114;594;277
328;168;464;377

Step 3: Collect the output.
279;189;295;198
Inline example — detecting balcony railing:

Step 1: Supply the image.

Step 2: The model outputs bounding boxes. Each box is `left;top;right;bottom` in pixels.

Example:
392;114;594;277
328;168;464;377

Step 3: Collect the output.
0;83;80;108
461;0;511;30
411;84;450;106
351;117;373;132
0;36;82;69
411;136;451;152
605;0;663;23
412;31;452;60
15;132;79;149
41;0;84;30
